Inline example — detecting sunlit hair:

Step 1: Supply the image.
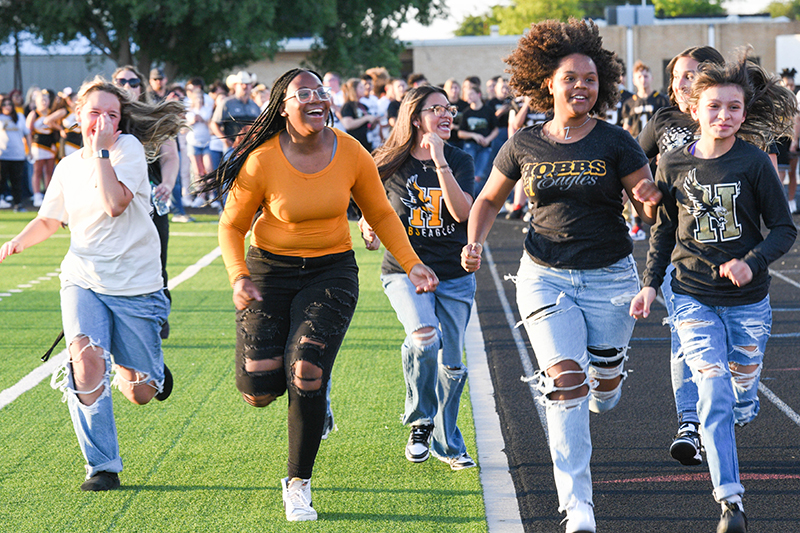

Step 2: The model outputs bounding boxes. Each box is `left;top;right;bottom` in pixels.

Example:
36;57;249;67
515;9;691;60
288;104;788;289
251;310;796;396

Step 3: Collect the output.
75;76;186;162
198;68;330;199
689;53;797;150
504;18;621;115
372;86;448;181
666;46;725;106
342;78;361;103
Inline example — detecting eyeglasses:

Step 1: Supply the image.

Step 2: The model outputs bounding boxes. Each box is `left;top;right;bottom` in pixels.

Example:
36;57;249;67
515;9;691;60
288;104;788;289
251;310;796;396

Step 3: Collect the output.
283;86;333;104
115;78;141;89
1;102;12;107
421;104;458;118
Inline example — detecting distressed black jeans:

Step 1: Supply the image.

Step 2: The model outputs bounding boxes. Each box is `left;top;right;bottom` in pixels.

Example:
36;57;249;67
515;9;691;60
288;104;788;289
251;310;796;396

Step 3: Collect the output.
236;247;359;479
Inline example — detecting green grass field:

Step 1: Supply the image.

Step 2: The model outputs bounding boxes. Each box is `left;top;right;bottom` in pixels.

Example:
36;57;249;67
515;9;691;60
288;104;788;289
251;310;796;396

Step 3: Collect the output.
0;211;487;532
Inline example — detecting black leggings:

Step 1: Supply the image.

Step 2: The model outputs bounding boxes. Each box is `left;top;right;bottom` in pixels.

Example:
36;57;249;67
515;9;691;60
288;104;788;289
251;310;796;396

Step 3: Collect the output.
236;247;359;479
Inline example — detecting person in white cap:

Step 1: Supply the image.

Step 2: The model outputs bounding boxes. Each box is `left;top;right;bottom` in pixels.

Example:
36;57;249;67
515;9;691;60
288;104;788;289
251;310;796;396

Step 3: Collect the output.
210;71;261;153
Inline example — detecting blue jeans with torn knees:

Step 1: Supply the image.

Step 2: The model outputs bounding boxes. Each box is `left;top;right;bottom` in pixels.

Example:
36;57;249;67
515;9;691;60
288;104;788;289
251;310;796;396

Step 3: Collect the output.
52;284;169;478
515;252;639;511
671;292;770;502
382;272;476;459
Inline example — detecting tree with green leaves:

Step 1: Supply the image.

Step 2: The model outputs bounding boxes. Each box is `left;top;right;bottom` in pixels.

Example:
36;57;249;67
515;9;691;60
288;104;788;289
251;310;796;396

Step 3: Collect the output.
455;0;726;37
4;0;444;83
768;0;800;19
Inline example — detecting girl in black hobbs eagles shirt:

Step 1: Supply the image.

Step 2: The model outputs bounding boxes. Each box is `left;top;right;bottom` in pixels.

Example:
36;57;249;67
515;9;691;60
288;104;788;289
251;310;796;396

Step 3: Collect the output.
462;18;661;533
630;56;797;533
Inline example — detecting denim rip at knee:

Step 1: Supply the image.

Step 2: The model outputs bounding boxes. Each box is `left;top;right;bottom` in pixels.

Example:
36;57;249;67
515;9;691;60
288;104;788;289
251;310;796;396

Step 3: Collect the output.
669;293;770;427
235;247;359;399
514;253;638;414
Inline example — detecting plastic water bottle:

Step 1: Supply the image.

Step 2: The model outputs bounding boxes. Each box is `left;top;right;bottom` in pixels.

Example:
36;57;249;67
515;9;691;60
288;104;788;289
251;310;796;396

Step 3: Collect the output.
151;185;170;216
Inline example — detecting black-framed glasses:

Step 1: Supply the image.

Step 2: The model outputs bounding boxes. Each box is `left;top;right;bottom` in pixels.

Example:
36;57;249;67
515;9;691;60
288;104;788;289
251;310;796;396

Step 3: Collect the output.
283;86;333;104
114;78;141;89
1;101;13;107
421;104;458;118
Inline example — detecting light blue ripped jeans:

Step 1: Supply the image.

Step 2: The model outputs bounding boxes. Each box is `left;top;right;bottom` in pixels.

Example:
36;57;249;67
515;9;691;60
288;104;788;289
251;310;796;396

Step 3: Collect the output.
514;252;639;512
51;284;170;479
662;265;700;425
382;272;476;459
670;292;771;503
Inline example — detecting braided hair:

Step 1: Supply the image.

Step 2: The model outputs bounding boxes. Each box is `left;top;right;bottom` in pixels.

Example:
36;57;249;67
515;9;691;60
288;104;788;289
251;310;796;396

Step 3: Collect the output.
199;68;330;199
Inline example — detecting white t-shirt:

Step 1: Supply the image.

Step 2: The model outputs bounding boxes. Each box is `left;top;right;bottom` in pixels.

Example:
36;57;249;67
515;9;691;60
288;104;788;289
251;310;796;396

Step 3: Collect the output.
38;134;164;296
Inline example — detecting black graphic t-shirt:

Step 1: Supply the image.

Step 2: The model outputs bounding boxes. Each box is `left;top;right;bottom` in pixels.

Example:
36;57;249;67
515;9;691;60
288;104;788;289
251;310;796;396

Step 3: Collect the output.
620;91;669;137
459;104;497;138
381;144;475;280
493;120;649;269
638;106;698;159
643;138;797;306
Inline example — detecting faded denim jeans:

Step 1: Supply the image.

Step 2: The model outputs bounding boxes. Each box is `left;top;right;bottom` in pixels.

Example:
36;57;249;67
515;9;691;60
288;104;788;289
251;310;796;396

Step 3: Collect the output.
670;292;771;503
514;252;639;512
382;272;476;459
52;284;169;479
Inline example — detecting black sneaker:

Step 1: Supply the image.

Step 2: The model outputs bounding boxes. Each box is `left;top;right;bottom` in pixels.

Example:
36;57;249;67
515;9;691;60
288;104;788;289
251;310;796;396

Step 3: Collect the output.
670;422;703;466
156;365;173;401
405;424;433;463
505;206;524;220
80;471;120;492
717;501;747;533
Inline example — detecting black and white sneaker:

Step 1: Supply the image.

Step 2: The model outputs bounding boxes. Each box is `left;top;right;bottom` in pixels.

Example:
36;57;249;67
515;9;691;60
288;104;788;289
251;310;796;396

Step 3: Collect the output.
670;422;703;466
717;501;747;533
405;424;433;463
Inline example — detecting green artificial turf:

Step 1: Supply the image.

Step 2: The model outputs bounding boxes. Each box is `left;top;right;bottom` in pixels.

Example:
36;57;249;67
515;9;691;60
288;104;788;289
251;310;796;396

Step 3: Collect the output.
0;212;487;532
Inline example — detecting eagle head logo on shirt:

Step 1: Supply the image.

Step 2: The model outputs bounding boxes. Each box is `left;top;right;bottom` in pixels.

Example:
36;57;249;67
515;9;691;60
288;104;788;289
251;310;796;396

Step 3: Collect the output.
402;175;434;218
681;169;742;242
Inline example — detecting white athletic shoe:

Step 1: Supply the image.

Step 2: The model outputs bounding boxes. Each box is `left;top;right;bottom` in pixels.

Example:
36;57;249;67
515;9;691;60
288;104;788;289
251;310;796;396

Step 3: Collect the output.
281;477;317;521
32;192;43;207
563;500;596;533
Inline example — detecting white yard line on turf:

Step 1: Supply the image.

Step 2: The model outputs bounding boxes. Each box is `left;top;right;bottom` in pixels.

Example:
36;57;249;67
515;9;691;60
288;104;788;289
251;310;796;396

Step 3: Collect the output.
0;247;221;411
466;305;524;533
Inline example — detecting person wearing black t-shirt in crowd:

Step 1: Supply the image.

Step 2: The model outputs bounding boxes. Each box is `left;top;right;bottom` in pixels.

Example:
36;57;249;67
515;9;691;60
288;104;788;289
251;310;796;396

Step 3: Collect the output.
359;85;477;472
340;78;380;152
458;84;498;196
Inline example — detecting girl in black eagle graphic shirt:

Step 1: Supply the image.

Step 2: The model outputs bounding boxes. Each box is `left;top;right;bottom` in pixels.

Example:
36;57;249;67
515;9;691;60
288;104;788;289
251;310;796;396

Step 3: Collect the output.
630;56;797;533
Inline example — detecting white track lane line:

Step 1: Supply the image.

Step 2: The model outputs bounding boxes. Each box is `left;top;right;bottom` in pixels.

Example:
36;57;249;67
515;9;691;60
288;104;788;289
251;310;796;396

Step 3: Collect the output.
0;247;221;411
466;304;524;532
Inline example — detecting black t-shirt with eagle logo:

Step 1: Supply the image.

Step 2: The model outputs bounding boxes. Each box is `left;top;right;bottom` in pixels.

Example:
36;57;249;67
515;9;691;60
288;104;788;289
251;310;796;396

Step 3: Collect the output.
643;138;797;306
381;143;474;280
493;119;650;269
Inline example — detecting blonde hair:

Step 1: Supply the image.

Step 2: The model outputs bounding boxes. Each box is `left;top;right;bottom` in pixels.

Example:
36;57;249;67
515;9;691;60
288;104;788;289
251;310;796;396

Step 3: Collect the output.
76;76;186;162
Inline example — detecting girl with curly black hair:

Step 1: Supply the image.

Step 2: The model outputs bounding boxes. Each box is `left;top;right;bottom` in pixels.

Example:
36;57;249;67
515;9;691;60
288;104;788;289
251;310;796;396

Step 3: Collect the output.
462;18;662;532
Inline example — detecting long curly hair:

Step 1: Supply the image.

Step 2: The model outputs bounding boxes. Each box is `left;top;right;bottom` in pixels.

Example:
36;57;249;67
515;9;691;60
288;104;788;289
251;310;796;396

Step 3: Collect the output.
689;53;797;150
372;85;448;181
504;18;622;116
666;46;725;106
199;68;329;199
75;76;185;162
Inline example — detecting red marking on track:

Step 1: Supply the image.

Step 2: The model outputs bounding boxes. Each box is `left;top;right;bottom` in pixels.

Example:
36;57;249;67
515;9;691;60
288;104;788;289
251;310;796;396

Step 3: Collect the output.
596;473;800;485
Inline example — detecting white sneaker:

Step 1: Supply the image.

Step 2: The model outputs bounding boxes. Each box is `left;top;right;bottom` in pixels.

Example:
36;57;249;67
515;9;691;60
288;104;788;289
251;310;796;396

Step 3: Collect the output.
435;451;477;471
629;225;646;241
281;477;317;521
563;500;596;533
32;192;43;207
0;198;11;209
789;199;797;214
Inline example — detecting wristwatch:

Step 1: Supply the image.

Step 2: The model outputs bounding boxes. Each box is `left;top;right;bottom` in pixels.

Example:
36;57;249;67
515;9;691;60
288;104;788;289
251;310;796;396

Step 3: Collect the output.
95;149;110;159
